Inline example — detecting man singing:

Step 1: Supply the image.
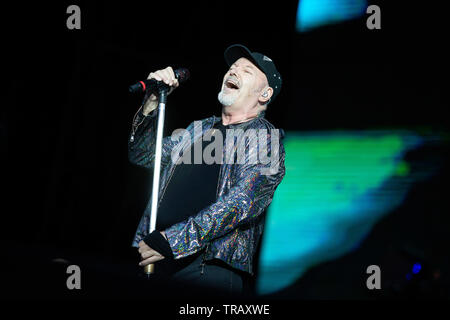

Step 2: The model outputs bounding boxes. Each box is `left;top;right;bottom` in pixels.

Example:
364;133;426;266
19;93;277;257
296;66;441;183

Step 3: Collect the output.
128;44;286;296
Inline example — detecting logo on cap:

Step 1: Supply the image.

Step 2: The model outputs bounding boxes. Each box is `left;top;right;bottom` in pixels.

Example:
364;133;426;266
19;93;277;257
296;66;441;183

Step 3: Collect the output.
263;55;272;62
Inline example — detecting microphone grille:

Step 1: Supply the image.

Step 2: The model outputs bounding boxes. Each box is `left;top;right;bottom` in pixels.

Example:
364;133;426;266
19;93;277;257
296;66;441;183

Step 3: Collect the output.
175;68;190;83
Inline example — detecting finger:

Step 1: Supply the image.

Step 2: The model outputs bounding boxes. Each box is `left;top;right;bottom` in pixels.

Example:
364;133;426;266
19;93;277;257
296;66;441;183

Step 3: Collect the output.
155;71;167;82
140;248;159;260
166;67;177;85
138;241;147;250
166;66;175;79
148;72;162;81
159;69;172;85
138;242;151;253
139;255;164;266
138;245;152;254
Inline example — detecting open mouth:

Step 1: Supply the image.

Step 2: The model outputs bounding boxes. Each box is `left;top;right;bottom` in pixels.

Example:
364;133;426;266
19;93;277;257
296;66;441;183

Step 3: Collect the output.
225;78;240;90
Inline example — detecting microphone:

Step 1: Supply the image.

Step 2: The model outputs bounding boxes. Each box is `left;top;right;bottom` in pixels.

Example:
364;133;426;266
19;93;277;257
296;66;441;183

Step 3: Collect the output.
129;68;190;93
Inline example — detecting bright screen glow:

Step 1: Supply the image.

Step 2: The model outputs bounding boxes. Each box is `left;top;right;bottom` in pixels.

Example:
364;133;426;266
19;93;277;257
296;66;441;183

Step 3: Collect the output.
296;0;367;32
257;130;436;295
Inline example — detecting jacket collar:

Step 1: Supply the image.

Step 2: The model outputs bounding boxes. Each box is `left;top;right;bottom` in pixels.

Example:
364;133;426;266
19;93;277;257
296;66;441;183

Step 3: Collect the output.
211;111;264;129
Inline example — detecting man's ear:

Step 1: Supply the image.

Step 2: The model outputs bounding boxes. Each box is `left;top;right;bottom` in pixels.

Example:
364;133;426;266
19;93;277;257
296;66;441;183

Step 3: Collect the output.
259;87;273;104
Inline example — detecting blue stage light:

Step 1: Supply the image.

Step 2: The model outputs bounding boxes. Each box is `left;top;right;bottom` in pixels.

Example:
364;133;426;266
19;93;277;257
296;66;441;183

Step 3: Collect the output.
412;263;422;274
296;0;367;32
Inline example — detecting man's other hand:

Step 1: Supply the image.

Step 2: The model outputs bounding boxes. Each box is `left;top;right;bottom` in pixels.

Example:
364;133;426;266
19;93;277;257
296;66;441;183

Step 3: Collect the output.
138;240;165;266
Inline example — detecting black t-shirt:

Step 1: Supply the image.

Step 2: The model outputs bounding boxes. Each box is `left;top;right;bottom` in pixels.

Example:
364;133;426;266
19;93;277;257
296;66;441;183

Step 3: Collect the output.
153;119;230;275
156;119;229;231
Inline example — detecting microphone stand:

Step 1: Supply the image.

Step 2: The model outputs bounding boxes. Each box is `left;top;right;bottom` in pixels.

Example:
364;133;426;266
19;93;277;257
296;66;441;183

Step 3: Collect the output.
144;84;169;278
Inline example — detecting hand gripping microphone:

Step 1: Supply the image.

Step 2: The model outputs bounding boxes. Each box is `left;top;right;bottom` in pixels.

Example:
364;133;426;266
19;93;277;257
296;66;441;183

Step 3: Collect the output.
129;68;190;93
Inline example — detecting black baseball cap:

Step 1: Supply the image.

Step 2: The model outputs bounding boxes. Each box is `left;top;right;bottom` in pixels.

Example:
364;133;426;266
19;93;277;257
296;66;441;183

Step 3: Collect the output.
224;44;282;103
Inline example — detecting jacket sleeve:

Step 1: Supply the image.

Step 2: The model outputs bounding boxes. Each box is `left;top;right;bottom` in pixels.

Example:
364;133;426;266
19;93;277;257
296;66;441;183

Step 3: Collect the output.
128;104;178;169
164;131;286;259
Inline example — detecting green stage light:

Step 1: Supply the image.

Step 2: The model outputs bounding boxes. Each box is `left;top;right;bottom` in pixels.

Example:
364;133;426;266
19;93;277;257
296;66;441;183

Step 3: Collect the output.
257;130;427;295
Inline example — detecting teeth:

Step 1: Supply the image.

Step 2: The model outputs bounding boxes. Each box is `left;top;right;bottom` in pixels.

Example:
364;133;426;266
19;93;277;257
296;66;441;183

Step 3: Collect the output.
226;78;239;89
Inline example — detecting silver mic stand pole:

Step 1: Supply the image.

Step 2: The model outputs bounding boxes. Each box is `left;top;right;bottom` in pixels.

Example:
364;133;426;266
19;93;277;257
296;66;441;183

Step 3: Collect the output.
144;85;168;277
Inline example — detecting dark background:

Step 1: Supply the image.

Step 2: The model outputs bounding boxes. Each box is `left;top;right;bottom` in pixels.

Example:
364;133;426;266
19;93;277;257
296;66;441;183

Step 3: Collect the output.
1;0;449;300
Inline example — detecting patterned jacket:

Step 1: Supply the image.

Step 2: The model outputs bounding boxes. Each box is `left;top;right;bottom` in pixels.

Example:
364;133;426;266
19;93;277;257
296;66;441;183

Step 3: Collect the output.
129;106;285;275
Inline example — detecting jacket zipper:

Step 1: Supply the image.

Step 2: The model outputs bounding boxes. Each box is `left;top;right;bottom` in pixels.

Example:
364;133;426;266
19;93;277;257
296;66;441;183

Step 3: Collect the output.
157;157;179;209
200;242;210;275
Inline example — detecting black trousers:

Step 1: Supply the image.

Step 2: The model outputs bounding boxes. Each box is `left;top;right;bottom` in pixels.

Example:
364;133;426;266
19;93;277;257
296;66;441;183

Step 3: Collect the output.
153;251;246;298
